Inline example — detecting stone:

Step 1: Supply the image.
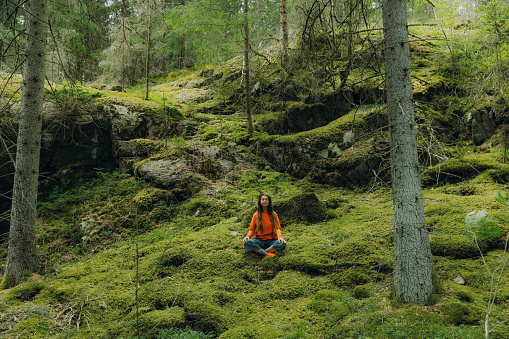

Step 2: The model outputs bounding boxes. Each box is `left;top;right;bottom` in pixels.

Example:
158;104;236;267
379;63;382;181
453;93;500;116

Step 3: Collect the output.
453;274;465;285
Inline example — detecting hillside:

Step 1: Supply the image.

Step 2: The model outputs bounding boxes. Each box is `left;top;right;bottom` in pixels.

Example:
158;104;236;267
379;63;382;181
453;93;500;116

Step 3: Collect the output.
1;25;509;339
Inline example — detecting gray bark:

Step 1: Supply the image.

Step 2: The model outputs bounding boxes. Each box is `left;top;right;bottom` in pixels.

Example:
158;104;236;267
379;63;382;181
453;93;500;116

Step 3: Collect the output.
243;0;253;136
382;0;434;305
0;0;5;64
145;0;152;100
280;0;288;69
3;0;48;288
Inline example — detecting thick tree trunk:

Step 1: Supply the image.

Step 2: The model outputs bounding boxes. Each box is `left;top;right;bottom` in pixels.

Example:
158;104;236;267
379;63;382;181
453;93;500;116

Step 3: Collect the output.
382;0;434;305
3;0;48;288
243;0;253;136
280;0;288;69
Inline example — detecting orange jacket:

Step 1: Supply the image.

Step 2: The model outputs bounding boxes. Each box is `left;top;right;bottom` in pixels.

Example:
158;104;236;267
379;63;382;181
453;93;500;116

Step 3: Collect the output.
247;212;282;240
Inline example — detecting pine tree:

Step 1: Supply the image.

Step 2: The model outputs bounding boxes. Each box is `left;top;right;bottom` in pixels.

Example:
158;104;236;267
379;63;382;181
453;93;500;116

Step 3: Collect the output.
382;0;434;305
2;0;49;288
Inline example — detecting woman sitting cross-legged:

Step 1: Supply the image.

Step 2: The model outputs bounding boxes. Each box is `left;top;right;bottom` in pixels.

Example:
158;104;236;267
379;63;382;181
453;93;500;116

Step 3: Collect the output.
243;193;287;257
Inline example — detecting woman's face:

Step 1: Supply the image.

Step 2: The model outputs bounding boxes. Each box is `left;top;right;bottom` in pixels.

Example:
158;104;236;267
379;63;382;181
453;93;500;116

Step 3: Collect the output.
260;195;270;208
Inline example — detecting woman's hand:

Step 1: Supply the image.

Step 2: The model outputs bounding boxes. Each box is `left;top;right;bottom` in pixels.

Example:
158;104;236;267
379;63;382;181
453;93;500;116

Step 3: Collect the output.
243;236;250;244
277;237;286;244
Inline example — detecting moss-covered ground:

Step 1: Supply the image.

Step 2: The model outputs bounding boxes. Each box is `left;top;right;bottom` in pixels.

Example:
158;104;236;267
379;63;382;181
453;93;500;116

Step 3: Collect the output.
2;25;509;339
1;160;508;338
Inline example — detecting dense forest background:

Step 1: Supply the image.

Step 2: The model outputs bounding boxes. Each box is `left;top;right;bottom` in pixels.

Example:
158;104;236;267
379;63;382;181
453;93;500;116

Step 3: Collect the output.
1;0;501;87
1;0;509;338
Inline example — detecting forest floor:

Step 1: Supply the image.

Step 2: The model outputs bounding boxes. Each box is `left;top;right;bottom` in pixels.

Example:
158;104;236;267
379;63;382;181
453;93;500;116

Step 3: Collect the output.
2;29;509;337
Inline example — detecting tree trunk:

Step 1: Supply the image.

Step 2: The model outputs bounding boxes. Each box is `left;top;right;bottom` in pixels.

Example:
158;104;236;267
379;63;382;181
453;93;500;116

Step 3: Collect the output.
2;0;48;289
280;0;288;69
145;0;152;100
243;0;253;136
121;0;128;90
179;0;186;69
0;0;5;65
382;0;433;305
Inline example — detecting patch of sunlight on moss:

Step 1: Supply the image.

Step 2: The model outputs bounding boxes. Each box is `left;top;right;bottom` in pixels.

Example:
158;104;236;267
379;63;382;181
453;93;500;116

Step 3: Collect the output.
294;105;386;145
237;170;302;200
95;91;183;118
0;73;23;101
422;152;509;187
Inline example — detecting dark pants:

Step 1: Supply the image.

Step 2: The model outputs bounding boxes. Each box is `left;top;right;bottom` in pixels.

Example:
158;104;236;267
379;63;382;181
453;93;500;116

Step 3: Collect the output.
244;238;286;253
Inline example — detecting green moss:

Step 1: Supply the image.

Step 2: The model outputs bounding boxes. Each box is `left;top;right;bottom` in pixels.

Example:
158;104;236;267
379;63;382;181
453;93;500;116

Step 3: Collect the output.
11;317;51;337
313;289;343;302
294;105;386;148
422;153;509;187
133;187;170;209
456;290;475;303
327;237;386;270
274;193;333;224
312;289;352;323
219;326;286;339
430;234;481;259
328;269;372;288
236;170;302;199
135;308;186;334
6;282;45;303
265;270;319;299
184;300;228;334
353;285;372;299
118;138;164;158
201;125;220;140
0;275;11;290
441;302;481;325
274;254;334;275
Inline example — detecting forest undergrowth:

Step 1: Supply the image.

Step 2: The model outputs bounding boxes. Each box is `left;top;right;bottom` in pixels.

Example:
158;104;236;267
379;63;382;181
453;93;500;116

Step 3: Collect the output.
1;159;509;338
2;20;509;339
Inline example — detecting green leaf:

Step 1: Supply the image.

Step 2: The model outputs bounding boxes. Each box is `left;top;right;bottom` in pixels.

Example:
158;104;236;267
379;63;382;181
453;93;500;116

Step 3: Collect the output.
465;210;501;241
476;225;503;241
494;191;509;206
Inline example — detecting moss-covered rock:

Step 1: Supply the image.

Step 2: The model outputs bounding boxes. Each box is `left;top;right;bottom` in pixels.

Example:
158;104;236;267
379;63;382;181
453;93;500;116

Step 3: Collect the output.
5;282;45;303
441;302;481;325
353;284;372;299
430;234;481;259
421;153;509;187
133;187;172;210
274;193;333;224
328;268;372;288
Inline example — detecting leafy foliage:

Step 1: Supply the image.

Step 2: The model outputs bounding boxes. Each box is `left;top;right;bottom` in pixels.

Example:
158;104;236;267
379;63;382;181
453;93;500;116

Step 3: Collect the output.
465;209;502;241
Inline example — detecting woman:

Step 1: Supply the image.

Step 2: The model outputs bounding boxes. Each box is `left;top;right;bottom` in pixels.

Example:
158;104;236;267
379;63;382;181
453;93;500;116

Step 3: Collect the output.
243;193;287;257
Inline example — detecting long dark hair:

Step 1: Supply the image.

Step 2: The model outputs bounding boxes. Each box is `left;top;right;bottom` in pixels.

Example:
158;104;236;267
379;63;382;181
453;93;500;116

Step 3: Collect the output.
256;193;277;236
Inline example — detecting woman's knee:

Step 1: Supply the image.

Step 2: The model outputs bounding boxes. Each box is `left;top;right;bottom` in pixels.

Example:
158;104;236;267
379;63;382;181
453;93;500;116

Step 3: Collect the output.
272;241;286;251
244;239;262;252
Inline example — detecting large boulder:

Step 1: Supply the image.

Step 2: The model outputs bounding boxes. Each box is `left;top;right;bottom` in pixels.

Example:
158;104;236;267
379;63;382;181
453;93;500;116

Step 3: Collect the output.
0;97;187;236
137;159;205;200
274;193;333;224
469;109;497;146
